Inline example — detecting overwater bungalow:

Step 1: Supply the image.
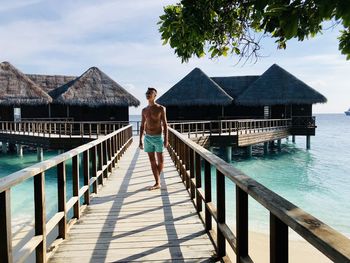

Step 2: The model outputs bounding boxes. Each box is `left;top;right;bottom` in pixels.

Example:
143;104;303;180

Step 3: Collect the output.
0;62;52;121
0;61;140;121
46;67;140;121
157;64;327;121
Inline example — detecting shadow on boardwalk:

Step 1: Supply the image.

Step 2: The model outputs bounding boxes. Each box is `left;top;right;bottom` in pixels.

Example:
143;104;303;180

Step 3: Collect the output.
49;140;217;263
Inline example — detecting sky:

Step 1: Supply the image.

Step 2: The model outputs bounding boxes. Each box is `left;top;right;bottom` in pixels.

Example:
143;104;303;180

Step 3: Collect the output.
0;0;349;114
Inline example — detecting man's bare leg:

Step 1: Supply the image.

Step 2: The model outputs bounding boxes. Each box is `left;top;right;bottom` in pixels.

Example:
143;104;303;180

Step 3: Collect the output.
147;152;161;190
156;152;164;175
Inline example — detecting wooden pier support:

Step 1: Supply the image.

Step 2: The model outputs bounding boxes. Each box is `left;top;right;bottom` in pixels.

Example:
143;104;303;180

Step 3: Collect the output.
246;145;252;157
264;142;268;155
292;135;296;143
8;143;16;153
16;144;23;157
269;140;275;148
1;142;7;153
226;146;232;162
306;135;311;150
37;147;43;161
277;139;282;152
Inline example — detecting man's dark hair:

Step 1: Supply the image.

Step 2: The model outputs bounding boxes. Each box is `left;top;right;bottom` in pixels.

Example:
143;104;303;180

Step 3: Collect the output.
147;87;157;94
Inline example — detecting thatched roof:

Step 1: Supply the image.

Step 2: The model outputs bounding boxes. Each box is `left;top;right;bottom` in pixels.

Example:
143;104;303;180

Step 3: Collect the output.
236;64;327;106
0;61;52;105
211;76;259;98
49;67;140;107
157;68;233;106
27;74;77;93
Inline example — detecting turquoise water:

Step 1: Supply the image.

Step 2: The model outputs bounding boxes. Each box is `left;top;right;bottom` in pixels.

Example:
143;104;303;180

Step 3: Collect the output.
212;114;350;236
0;150;84;232
1;114;349;238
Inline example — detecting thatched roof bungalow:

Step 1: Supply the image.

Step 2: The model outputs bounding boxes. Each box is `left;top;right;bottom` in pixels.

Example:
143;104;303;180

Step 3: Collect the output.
157;64;327;120
0;62;140;121
27;74;77;93
157;68;233;120
0;62;52;120
47;67;140;121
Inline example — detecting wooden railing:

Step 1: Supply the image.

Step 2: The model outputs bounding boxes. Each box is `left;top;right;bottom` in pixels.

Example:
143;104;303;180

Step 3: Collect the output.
0;121;128;138
167;127;350;262
0;125;133;263
168;119;292;138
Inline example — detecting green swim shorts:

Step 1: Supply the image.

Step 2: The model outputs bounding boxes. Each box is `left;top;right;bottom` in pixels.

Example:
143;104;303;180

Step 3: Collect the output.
144;134;164;153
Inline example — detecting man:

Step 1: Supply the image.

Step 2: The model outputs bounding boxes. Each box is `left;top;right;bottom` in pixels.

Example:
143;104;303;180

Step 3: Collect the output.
139;87;168;190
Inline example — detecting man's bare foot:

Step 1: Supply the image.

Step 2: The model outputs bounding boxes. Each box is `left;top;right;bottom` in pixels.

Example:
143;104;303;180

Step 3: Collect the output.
148;184;161;191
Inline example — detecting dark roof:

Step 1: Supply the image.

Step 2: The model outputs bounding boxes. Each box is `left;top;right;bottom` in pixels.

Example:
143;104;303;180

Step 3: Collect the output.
49;67;140;107
0;61;52;105
236;64;327;106
157;68;233;106
27;74;77;93
211;76;260;98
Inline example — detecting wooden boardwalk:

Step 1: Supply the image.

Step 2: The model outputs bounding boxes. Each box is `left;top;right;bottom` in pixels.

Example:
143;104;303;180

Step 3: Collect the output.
48;137;217;263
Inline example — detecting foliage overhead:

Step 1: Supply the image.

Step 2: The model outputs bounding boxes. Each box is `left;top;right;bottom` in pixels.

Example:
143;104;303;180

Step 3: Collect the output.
158;0;350;63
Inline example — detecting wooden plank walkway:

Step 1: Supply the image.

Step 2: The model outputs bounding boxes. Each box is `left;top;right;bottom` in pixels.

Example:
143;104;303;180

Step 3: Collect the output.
48;137;217;263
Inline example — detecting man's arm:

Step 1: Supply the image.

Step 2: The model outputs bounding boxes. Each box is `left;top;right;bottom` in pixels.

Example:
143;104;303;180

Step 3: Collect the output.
139;109;146;149
161;106;168;148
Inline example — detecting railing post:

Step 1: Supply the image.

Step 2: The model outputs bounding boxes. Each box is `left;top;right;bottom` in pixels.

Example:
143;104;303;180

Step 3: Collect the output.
108;138;112;173
72;155;80;219
57;162;67;239
216;169;226;258
91;146;98;193
204;160;212;232
97;143;104;185
189;149;195;199
0;190;12;263
83;150;90;205
195;153;202;212
34;172;46;263
270;213;288;263
103;141;108;178
236;186;248;262
111;136;116;167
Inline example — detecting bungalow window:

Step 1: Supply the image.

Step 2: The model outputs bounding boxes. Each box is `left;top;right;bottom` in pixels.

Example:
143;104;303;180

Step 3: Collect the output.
264;106;270;119
14;107;21;122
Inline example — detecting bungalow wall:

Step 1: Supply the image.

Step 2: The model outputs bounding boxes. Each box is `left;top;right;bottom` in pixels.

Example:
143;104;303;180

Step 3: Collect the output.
165;104;265;121
270;104;312;119
21;105;50;119
292;104;312;116
223;104;264;119
50;104;129;121
0;105;14;121
165;105;223;121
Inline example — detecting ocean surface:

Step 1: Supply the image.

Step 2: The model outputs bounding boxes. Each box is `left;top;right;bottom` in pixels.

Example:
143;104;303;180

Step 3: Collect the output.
1;114;349;238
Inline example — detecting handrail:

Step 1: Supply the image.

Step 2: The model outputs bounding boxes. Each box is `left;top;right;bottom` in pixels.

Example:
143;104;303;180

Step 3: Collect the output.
167;127;350;262
168;118;294;138
0;125;133;263
0;121;128;138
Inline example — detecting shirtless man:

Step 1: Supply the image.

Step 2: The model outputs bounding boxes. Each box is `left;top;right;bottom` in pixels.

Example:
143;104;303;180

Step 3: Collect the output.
139;87;168;190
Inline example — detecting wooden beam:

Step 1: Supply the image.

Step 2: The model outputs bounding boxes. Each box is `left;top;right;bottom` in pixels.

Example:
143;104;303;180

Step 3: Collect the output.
34;172;46;263
57;162;67;239
236;185;248;262
0;190;12;263
216;169;226;258
270;213;288;263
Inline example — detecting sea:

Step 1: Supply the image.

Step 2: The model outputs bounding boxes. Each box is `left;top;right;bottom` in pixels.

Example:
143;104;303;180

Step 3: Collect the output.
1;114;349;238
